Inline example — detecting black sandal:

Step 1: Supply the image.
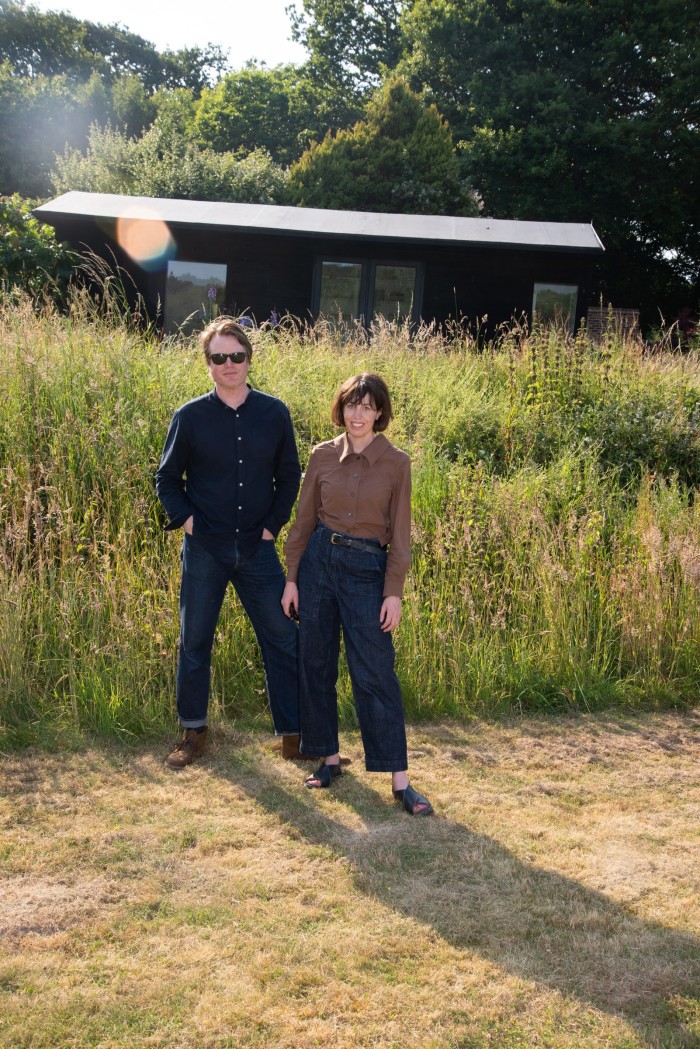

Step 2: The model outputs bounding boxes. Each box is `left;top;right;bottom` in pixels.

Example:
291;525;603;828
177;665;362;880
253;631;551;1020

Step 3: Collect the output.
305;762;342;789
393;784;434;816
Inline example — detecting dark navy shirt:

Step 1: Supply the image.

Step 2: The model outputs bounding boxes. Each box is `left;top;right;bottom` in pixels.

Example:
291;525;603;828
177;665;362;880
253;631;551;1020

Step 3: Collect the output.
156;386;301;554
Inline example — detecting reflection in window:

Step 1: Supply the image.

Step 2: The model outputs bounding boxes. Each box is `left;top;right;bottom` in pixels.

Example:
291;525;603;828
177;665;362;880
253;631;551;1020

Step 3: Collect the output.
165;260;227;335
318;262;362;322
532;283;578;332
373;265;416;322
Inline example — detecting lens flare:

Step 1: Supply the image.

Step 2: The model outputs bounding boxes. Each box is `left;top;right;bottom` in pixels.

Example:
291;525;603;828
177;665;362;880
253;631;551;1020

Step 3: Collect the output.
115;206;176;272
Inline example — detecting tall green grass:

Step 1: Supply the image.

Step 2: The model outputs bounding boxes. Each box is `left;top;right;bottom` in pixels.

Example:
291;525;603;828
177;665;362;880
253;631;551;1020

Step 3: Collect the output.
1;295;699;745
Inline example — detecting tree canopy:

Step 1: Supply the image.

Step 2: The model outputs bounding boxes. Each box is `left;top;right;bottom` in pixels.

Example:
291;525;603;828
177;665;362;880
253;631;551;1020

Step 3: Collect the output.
289;0;407;94
0;0;227;89
0;1;231;196
290;77;476;215
399;0;699;315
194;65;328;167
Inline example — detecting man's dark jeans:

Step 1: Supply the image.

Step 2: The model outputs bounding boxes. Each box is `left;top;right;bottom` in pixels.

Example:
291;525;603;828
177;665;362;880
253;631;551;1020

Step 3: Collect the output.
297;524;408;771
176;534;299;734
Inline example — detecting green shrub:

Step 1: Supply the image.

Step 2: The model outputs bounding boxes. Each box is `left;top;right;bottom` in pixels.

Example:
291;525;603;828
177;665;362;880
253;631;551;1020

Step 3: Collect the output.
0;194;75;303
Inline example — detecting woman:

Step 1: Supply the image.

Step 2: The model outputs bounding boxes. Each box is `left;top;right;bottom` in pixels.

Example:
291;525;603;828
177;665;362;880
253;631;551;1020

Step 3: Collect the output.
281;373;433;816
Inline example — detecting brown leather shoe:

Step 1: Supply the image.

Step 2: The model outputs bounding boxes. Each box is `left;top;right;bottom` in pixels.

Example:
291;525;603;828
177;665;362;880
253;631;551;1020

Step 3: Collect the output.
164;728;208;769
281;733;316;761
280;734;351;764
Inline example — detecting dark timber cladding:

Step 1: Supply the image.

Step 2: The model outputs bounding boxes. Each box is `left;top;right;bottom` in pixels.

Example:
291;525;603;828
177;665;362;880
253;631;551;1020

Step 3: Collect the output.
35;192;604;333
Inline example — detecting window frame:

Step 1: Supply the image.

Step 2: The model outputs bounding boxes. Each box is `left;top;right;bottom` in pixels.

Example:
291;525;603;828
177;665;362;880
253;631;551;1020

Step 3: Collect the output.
368;260;424;325
532;282;579;334
313;256;424;326
164;259;228;335
313;258;368;324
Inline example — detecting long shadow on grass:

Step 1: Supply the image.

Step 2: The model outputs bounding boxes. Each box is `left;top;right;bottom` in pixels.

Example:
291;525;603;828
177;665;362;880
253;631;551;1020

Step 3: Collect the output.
217;746;699;1045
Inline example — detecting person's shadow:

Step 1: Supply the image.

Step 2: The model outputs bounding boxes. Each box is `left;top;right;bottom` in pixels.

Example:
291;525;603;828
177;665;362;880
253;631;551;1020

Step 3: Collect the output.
215;745;700;1044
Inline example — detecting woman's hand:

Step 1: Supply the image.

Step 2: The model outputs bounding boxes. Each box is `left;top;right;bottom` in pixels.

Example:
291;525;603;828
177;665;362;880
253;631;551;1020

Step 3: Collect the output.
281;581;299;619
380;595;402;632
183;515;194;535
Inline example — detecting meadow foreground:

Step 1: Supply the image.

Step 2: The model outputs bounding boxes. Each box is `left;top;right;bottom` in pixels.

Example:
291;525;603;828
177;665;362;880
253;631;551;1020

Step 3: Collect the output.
1;711;698;1048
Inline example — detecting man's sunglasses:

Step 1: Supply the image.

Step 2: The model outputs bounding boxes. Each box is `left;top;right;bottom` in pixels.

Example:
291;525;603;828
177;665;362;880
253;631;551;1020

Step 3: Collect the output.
207;351;248;365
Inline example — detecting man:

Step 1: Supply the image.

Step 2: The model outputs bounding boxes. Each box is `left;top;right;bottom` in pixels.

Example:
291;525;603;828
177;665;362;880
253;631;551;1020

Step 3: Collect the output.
156;316;305;768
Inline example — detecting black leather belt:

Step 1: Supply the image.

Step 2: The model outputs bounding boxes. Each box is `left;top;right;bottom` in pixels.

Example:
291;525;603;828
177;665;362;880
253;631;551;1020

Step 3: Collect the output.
319;526;386;554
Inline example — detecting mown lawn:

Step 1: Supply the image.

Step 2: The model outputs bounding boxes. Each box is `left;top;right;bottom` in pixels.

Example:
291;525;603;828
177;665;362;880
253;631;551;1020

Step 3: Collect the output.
1;711;698;1048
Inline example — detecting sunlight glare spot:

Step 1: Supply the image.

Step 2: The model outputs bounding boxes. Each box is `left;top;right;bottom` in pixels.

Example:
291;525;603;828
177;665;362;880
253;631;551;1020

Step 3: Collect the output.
115;210;175;271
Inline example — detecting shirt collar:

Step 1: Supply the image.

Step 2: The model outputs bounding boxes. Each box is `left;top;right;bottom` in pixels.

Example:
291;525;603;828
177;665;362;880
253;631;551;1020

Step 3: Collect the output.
336;431;389;464
211;384;254;409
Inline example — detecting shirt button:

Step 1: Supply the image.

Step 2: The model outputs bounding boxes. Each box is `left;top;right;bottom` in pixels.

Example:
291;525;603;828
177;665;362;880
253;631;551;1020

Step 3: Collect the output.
239;482;243;486
239;459;243;463
353;473;359;479
238;506;242;510
350;492;356;497
238;436;242;441
347;512;352;517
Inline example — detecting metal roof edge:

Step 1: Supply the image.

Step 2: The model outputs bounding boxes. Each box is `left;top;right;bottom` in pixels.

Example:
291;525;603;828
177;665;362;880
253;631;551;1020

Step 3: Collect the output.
34;192;605;253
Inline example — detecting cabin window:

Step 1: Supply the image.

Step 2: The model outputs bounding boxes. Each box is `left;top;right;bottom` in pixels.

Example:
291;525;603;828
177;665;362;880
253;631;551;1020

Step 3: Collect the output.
315;258;422;325
165;260;227;334
318;261;364;322
532;283;578;333
373;265;418;322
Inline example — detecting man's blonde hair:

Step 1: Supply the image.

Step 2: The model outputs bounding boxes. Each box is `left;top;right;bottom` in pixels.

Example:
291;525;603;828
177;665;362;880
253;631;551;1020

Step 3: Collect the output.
199;317;254;360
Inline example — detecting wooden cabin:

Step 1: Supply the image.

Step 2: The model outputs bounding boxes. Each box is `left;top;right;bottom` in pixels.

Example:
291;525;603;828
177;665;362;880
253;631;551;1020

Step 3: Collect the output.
35;192;604;335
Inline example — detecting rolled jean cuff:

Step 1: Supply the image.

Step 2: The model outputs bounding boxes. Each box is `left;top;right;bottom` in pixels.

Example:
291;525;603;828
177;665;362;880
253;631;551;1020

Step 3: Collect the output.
179;719;208;730
365;759;408;772
300;739;339;758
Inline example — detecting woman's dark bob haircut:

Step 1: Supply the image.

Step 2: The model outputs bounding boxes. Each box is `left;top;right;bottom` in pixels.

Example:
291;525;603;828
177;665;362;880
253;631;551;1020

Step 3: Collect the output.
331;372;393;433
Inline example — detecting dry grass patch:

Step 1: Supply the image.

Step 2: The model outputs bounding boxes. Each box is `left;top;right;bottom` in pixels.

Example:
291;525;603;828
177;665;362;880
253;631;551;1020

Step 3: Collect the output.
0;712;698;1048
